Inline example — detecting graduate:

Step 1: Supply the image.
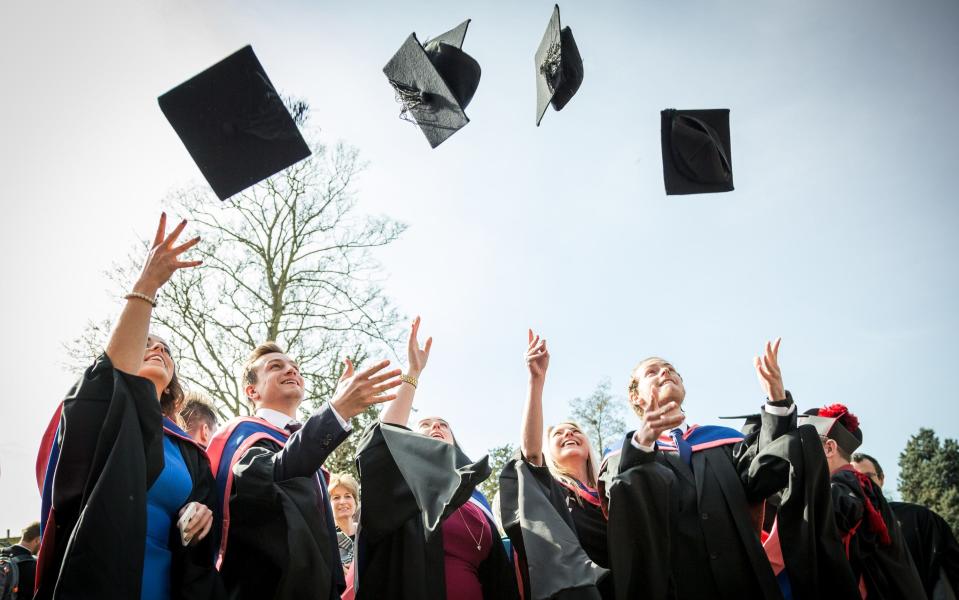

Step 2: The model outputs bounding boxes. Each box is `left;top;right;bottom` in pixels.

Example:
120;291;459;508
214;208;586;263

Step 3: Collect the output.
853;453;959;599
353;317;518;600
206;341;402;599
500;330;610;599
35;214;222;600
601;339;802;600
802;405;927;599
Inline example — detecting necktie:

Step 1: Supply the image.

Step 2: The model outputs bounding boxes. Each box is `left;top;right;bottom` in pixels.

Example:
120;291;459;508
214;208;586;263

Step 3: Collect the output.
283;420;326;516
671;428;692;467
284;421;303;434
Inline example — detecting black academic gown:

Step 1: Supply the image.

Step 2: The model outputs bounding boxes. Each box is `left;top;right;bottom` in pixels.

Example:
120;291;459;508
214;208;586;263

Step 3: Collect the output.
215;408;350;600
354;423;518;600
741;420;861;599
34;354;223;600
602;408;800;600
499;454;609;600
891;501;959;599
832;468;927;599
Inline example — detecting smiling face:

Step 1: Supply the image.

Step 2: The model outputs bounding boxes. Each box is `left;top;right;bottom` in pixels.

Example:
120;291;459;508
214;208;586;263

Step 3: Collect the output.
330;485;357;521
245;351;305;412
416;417;454;445
548;422;590;465
138;335;175;394
628;357;686;417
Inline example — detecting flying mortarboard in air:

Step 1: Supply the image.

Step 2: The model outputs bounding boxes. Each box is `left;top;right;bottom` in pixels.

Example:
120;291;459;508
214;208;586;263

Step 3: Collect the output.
158;45;311;201
660;108;734;195
382;20;481;148
535;5;584;126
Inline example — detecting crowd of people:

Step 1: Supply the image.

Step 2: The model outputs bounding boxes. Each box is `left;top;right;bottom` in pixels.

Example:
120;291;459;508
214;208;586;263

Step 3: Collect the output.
14;214;958;600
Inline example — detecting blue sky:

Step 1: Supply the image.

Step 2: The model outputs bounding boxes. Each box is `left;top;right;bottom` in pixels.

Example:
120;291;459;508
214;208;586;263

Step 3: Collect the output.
1;0;957;531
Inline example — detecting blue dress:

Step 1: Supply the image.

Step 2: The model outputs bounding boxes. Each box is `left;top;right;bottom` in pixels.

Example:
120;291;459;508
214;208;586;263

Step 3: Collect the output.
141;434;192;600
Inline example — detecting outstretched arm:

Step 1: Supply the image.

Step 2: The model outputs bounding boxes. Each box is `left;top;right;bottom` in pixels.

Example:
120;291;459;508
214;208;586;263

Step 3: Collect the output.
520;330;549;466
105;213;201;374
380;316;432;426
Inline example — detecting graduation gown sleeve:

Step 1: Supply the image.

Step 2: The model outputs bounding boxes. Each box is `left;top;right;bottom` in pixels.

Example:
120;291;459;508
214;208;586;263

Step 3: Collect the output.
354;423;518;600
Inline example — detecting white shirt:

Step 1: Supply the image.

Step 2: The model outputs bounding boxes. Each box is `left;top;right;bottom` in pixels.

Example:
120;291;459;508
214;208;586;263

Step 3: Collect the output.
255;405;351;432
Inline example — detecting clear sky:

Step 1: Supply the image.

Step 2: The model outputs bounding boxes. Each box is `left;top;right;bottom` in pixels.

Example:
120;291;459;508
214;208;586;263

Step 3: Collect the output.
2;0;958;533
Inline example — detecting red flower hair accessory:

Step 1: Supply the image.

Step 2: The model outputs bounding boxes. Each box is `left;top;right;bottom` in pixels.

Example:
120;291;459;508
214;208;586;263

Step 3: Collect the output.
818;403;860;433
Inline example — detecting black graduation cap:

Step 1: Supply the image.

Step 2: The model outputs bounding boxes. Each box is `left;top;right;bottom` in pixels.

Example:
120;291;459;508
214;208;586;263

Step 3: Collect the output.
382;20;481;148
535;5;584;126
800;406;864;456
660;108;734;195
719;413;762;435
158;45;311;201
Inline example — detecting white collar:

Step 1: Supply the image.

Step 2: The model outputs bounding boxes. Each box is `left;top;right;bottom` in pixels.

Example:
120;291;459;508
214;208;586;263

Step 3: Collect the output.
255;407;297;430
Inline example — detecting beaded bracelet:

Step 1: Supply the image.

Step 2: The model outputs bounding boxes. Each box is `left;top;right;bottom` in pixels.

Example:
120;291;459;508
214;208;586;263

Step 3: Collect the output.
400;373;418;388
125;292;157;307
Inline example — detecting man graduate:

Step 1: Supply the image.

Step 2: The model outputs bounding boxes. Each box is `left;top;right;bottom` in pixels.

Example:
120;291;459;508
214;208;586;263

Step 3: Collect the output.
853;453;959;599
207;343;402;599
802;404;926;599
602;339;801;600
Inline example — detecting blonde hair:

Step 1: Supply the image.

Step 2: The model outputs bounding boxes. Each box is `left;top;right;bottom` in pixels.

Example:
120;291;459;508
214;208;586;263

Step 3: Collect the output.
328;472;359;499
544;420;600;491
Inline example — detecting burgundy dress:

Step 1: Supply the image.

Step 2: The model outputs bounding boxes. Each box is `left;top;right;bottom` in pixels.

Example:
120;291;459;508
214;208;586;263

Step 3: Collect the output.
442;501;493;600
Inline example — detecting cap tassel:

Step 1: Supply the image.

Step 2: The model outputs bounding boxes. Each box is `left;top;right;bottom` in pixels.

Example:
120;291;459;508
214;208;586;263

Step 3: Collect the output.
539;42;562;92
387;80;428;124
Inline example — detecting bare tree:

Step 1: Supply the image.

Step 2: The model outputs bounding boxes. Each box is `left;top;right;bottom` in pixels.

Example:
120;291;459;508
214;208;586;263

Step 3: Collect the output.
569;378;627;456
67;103;406;475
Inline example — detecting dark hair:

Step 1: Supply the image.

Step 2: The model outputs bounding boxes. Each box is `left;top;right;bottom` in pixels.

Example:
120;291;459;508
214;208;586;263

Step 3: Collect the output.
179;392;218;431
159;370;185;419
21;521;41;543
852;452;884;479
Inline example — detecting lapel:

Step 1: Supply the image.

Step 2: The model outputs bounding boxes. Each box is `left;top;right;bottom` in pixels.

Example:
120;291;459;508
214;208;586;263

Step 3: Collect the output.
658;448;695;486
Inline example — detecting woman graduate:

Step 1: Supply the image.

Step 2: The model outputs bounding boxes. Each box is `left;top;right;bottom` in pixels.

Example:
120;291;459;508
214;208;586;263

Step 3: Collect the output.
500;330;611;599
352;317;518;600
34;214;223;600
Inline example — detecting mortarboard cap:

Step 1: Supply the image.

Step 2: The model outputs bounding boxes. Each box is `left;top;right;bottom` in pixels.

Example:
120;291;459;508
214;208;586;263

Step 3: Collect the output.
660;108;734;195
535;5;584;126
158;45;311;201
382;20;481;148
799;404;863;455
719;413;762;436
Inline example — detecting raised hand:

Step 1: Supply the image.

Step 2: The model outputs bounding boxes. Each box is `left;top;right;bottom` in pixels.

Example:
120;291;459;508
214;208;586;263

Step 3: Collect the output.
635;400;686;448
330;359;403;420
526;329;550;381
753;337;785;401
134;213;202;296
407;316;432;377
